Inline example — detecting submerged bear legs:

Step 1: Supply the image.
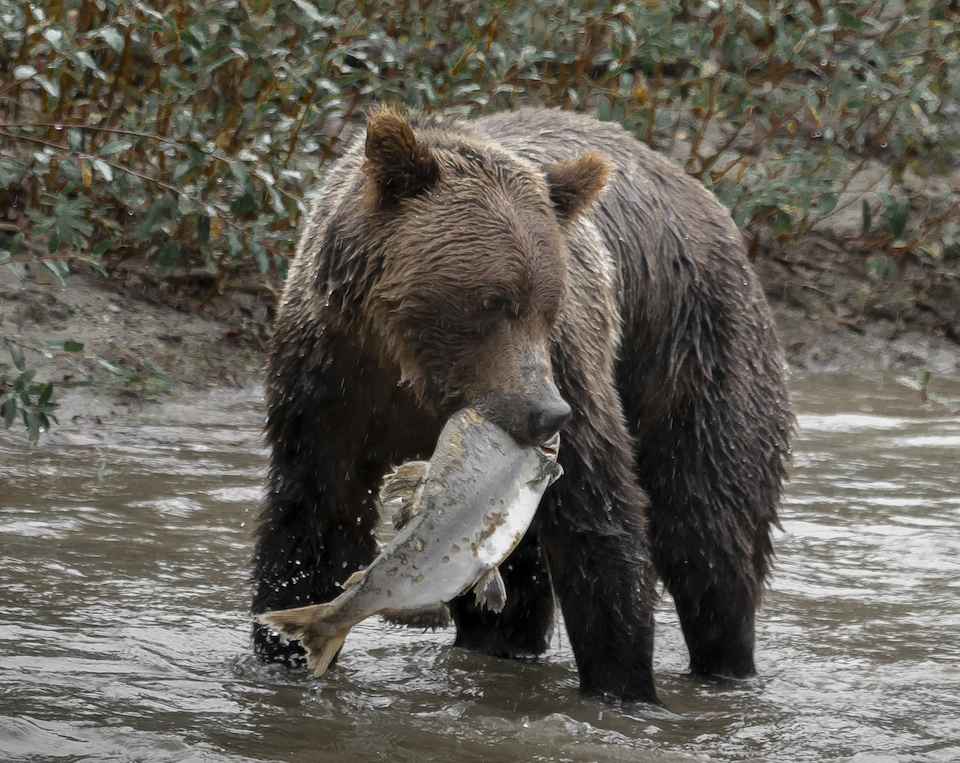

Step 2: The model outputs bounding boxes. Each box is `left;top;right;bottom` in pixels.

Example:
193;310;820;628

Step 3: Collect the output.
666;563;759;678
537;408;661;705
539;474;659;703
251;334;439;665
636;374;789;681
449;529;556;659
251;396;382;664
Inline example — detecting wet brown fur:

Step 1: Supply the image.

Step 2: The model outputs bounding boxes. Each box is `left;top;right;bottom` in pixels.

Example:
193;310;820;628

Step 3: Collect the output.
251;108;793;704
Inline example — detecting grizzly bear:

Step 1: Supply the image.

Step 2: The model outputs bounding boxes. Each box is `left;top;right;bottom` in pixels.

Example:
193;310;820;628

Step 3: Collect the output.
251;107;792;705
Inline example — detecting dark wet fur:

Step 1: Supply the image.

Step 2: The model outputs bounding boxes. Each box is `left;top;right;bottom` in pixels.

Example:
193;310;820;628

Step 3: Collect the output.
251;108;793;704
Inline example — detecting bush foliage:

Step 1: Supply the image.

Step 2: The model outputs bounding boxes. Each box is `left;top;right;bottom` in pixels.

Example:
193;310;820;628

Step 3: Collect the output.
1;0;959;438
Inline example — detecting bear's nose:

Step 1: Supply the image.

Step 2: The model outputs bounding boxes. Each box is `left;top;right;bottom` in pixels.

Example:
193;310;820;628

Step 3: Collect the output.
527;396;572;442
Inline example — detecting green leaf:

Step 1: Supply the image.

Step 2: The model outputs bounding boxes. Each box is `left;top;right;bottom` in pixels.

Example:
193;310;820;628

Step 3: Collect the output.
97;357;125;375
838;9;863;32
99;139;133;155
13;65;37;79
91;158;113;182
774;211;792;237
0;159;25;189
274;254;289;280
290;0;327;25
861;199;872;235
250;239;269;274
156;240;180;277
63;340;85;353
43;259;68;288
47;229;60;254
61;160;83;186
885;197;910;238
818;194;837;216
100;27;125;53
197;215;210;247
25;411;41;443
8;342;26;372
2;398;15;429
74;51;105;79
282;194;300;222
43;27;67;52
136;201;166;243
68;128;82;152
227;229;243;258
230;193;258;215
88;260;109;277
34;75;61;98
866;256;899;282
6;262;26;281
15;369;37;388
38;382;54;406
6;232;23;256
597;98;611;122
92;239;112;256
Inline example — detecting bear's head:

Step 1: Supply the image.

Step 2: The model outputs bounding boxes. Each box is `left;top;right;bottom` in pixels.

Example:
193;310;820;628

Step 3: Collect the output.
356;109;609;445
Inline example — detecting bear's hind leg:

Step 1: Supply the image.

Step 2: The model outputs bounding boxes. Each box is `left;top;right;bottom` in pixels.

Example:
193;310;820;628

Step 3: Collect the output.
659;545;762;678
637;384;788;680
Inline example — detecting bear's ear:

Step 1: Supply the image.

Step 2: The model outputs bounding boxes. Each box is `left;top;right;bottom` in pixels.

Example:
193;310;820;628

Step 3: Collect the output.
543;152;611;225
362;108;440;206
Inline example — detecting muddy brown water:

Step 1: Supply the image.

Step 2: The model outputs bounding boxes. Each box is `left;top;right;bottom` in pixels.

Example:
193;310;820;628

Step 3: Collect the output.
1;376;958;763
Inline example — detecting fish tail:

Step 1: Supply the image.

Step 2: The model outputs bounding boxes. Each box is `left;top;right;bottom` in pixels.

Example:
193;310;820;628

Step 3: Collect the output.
310;629;350;677
255;603;352;677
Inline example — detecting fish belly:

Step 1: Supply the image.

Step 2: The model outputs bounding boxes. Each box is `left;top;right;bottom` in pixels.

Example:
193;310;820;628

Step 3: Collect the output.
365;408;559;616
471;479;543;567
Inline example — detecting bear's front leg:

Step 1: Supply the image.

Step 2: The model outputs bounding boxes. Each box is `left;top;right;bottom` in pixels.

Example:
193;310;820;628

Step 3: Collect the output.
538;399;661;705
250;330;436;666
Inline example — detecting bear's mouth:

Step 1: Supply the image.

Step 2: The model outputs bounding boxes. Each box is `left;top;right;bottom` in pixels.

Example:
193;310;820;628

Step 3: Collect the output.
539;432;560;461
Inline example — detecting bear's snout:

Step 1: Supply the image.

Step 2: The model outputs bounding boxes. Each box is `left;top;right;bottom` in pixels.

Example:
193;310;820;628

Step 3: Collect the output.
473;381;571;447
526;391;571;443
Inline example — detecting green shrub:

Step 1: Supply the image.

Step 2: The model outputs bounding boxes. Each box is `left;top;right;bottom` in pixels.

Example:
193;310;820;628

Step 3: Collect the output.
1;0;958;440
3;1;957;279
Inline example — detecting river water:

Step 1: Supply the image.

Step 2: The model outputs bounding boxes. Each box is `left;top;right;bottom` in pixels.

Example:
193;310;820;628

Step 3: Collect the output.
1;375;958;763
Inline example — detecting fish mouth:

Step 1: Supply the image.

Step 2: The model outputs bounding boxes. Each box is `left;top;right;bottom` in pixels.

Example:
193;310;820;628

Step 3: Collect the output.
539;432;561;461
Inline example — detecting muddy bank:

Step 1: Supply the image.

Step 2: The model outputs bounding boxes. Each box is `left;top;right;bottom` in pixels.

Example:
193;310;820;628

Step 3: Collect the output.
1;263;268;427
2;247;959;436
756;234;960;383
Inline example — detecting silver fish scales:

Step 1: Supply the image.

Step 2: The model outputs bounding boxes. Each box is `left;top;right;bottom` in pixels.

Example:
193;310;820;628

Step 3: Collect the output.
256;408;562;676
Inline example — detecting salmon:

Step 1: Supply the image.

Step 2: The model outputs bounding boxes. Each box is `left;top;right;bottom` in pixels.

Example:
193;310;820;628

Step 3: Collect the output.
255;408;562;676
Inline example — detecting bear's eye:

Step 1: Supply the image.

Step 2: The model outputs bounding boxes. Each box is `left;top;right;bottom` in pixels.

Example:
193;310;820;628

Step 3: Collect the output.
482;296;520;316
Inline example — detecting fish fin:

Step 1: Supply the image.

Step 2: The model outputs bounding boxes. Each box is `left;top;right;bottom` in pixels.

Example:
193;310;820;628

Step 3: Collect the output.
472;567;507;613
381;461;428;531
255;604;351;676
380;461;428;503
342;569;365;590
391;501;418;532
380;603;452;630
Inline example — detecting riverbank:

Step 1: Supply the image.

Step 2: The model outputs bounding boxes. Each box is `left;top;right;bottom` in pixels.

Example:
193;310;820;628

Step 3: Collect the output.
2;243;959;436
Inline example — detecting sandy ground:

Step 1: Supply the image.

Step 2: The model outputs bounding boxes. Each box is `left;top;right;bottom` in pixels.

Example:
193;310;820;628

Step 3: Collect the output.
1;263;268;427
756;239;960;381
2;245;959;439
